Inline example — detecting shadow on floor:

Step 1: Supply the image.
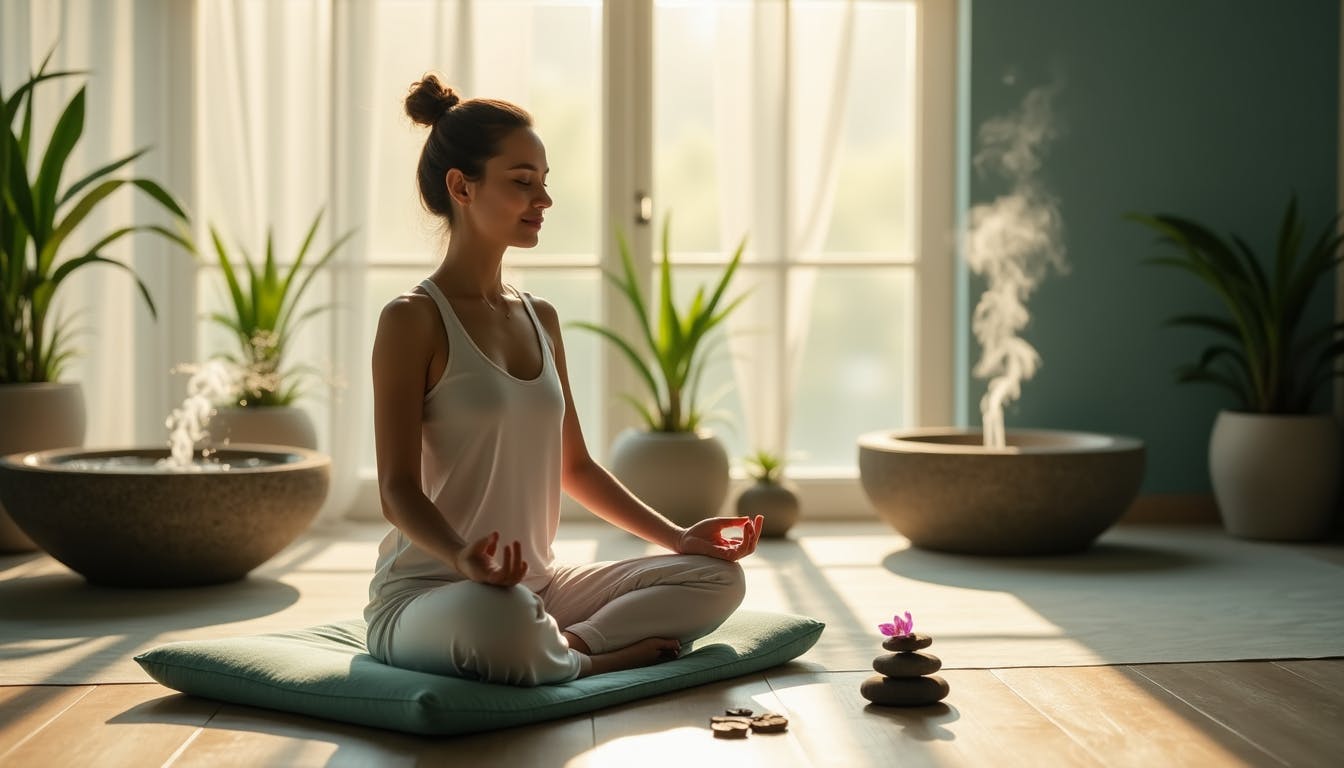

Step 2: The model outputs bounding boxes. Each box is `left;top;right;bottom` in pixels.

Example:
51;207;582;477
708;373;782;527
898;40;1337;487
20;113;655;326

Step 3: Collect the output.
880;538;1204;590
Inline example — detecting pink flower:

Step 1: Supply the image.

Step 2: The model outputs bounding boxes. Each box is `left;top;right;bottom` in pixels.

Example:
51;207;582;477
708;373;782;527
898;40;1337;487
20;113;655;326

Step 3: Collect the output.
878;611;914;638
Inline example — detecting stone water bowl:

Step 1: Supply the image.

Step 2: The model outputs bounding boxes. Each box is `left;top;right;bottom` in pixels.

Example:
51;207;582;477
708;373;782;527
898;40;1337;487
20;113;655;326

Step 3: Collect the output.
858;428;1145;555
0;444;329;587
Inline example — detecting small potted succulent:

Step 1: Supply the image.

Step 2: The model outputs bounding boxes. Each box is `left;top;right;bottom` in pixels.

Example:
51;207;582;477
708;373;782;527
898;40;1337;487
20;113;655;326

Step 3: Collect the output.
735;449;800;538
1130;196;1343;540
200;208;354;450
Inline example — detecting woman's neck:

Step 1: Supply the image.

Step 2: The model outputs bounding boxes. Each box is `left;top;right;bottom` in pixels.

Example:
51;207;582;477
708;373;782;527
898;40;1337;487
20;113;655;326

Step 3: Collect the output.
435;234;508;297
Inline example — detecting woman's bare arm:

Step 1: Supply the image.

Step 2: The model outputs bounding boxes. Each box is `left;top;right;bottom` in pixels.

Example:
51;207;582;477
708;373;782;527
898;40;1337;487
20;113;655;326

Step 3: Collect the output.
372;296;471;568
532;297;763;559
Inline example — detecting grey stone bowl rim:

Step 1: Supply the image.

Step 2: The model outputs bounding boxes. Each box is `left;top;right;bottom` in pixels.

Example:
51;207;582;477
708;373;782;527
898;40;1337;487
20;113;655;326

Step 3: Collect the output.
859;427;1143;455
0;443;330;475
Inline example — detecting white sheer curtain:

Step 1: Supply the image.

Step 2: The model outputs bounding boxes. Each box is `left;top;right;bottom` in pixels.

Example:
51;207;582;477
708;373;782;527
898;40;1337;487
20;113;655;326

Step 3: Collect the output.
195;0;375;524
1;0;194;450
715;0;856;459
1;0;376;521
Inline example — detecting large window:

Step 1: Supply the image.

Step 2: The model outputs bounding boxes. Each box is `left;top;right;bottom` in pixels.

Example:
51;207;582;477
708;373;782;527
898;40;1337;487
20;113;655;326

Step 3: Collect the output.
352;0;948;482
650;0;921;471
4;0;953;519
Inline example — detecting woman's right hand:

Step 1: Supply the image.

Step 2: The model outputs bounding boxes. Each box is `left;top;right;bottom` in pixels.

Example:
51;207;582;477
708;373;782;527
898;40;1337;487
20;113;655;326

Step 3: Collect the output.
454;531;529;587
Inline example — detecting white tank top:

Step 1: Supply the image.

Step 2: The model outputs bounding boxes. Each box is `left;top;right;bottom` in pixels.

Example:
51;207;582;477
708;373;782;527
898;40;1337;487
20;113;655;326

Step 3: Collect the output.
365;278;565;640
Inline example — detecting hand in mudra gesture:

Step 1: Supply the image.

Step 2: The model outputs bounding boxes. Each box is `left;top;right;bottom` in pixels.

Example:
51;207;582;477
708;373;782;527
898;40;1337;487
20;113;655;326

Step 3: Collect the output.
455;531;529;587
676;515;764;562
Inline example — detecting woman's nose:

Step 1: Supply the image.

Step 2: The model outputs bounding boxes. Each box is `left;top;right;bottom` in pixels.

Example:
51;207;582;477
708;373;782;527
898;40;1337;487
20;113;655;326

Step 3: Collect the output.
535;189;552;209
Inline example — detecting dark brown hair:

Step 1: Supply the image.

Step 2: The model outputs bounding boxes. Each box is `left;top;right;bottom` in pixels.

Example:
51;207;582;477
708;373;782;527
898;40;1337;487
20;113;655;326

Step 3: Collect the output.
404;73;533;227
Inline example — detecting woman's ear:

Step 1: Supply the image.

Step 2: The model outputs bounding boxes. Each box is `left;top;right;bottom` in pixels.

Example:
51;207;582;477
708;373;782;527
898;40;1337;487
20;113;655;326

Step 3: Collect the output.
445;168;472;207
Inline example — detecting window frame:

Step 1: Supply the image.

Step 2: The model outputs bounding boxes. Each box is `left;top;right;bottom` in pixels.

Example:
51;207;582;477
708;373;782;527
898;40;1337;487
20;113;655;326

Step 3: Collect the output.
594;0;957;517
350;0;957;521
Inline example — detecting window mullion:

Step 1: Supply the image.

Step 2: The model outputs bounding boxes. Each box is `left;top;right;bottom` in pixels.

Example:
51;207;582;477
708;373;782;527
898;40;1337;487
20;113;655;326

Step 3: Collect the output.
601;0;655;451
917;0;958;427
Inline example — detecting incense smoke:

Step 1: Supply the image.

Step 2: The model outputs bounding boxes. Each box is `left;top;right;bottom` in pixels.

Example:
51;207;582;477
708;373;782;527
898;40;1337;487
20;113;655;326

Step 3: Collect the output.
968;84;1067;449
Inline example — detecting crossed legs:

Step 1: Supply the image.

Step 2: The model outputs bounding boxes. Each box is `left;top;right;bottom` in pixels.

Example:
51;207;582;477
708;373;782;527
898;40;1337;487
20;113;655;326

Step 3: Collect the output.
379;554;746;686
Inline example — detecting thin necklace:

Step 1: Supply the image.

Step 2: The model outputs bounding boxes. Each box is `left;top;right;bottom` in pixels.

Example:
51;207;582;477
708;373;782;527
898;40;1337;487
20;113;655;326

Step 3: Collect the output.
482;285;516;318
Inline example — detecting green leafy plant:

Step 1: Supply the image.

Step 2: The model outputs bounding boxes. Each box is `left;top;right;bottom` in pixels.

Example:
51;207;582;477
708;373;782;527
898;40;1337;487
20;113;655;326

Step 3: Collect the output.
743;449;784;484
1;52;192;384
571;215;748;432
1129;197;1343;413
206;209;354;406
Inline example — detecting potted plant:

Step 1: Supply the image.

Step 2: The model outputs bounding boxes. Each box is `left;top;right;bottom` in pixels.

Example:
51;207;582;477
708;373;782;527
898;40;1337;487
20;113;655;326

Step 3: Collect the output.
1130;197;1343;540
736;449;800;538
0;55;191;551
200;209;354;451
571;215;748;525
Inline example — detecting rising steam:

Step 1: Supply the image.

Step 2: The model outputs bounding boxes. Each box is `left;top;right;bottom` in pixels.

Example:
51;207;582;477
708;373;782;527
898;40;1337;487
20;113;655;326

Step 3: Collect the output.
967;83;1067;449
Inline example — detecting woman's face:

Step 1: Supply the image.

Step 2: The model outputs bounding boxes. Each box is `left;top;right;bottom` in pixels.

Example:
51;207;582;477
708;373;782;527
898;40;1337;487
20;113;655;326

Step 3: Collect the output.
460;127;551;248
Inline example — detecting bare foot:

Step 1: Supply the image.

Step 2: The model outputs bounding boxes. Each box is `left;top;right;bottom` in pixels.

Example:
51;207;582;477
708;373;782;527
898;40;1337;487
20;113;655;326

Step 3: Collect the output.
581;637;681;677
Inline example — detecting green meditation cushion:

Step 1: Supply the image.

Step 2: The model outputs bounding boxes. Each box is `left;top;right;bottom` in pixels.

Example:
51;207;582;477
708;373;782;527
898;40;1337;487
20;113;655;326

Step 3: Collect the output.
135;609;824;737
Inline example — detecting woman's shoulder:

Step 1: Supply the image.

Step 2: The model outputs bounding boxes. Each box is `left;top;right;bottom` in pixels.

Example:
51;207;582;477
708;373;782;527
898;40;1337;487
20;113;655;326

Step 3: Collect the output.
377;289;440;337
521;291;559;324
516;290;553;317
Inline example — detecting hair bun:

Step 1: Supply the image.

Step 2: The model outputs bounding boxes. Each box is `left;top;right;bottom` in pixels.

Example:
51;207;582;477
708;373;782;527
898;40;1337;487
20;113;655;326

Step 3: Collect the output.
405;73;461;127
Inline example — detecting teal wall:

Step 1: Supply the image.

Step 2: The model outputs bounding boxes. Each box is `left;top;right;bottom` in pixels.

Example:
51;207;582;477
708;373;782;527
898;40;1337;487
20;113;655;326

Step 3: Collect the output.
958;0;1341;493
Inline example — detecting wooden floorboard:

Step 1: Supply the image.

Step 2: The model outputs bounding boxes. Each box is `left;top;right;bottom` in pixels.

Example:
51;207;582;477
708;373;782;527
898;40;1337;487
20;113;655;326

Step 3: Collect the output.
3;661;1343;767
581;674;808;768
1131;661;1344;767
167;702;594;768
0;684;218;767
994;665;1274;767
3;519;1341;766
1273;657;1344;691
0;684;94;757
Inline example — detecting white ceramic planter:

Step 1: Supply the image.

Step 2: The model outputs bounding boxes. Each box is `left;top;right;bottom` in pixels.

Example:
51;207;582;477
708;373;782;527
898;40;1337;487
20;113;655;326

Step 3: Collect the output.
0;381;86;552
1209;411;1341;541
608;429;730;527
207;405;319;450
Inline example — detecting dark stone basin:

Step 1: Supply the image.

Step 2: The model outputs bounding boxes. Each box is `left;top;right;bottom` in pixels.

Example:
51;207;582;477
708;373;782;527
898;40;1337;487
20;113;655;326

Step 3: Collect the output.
0;445;330;586
858;428;1145;555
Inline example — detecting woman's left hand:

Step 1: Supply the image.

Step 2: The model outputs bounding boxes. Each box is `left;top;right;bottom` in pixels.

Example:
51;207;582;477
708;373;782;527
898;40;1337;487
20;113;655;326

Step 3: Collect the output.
675;515;764;562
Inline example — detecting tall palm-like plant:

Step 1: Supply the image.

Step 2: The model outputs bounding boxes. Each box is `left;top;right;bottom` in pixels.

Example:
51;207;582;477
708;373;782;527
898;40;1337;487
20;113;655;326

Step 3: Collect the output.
1;52;192;384
571;215;748;432
1129;197;1343;413
206;209;354;406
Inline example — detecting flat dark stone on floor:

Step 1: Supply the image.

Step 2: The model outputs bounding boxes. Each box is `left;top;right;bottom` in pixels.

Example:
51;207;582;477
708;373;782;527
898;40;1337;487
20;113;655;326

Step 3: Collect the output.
873;650;942;677
859;674;949;706
882;633;933;652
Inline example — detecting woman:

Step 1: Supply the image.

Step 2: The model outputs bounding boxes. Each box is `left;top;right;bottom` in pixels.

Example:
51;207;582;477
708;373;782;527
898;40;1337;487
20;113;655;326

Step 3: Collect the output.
365;74;763;686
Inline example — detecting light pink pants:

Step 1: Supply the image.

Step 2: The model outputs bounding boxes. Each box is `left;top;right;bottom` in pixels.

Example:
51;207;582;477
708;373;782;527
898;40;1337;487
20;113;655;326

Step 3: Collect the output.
379;554;746;686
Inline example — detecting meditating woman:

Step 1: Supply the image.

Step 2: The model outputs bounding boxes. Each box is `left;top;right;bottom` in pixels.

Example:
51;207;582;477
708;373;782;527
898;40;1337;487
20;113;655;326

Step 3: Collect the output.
364;74;763;686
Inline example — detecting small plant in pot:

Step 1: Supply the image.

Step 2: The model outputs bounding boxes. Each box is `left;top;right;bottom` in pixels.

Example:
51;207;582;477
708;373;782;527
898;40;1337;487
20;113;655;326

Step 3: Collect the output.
201;208;354;451
570;214;749;526
736;449;800;538
1130;197;1343;541
0;53;192;551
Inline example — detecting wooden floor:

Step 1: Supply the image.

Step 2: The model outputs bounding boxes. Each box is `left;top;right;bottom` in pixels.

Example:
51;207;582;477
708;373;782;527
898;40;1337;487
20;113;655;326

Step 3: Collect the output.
3;658;1342;767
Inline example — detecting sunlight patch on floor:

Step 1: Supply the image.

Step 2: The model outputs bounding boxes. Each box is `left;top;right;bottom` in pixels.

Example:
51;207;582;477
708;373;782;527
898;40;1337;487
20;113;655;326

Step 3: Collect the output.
567;725;797;768
796;533;911;567
994;665;1259;765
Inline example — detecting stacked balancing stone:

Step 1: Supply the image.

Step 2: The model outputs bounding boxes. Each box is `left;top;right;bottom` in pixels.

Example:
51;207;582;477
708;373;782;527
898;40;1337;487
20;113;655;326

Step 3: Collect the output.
860;614;949;707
